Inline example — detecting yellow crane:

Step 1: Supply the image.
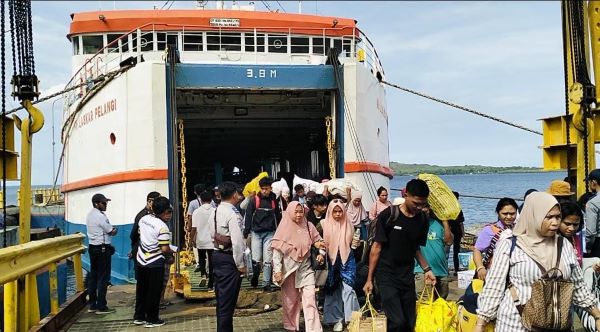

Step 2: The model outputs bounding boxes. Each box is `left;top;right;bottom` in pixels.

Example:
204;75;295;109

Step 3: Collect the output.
542;1;600;199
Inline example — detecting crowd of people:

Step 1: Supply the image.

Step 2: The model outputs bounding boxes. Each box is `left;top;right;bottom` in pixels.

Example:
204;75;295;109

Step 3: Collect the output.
84;168;600;331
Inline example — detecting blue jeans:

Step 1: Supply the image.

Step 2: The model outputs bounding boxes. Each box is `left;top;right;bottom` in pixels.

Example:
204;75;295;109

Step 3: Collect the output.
251;231;274;286
88;245;112;310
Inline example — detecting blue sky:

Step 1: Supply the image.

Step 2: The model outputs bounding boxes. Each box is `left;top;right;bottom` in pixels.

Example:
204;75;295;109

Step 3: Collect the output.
15;1;564;184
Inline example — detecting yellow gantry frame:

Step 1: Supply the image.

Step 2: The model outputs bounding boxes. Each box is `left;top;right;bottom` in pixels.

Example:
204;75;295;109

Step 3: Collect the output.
2;99;45;332
543;1;600;199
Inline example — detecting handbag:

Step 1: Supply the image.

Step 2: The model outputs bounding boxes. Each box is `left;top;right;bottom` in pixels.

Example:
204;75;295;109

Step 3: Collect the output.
348;295;387;332
306;221;327;271
213;207;232;250
509;237;573;331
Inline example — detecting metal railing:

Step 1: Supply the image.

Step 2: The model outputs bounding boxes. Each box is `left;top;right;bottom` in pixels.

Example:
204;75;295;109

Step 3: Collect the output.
63;23;386;112
1;233;86;331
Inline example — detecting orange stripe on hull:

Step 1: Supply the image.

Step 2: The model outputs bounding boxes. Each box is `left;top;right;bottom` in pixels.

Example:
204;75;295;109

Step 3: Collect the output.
61;169;168;193
344;162;394;179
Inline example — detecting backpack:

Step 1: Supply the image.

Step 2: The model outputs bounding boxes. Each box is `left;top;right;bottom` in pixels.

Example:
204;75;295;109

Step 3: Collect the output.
251;195;277;232
508;236;573;331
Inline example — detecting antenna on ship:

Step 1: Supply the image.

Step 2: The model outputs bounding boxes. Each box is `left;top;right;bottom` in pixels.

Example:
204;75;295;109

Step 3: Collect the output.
216;0;225;10
298;0;302;13
195;0;208;9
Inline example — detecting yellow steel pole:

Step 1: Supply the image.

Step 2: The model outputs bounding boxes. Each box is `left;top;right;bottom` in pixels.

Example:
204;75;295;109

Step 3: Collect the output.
73;253;84;292
3;280;17;332
13;100;44;330
49;262;59;314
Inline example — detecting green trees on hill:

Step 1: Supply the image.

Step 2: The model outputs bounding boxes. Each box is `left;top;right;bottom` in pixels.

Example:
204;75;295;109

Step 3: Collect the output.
390;162;541;176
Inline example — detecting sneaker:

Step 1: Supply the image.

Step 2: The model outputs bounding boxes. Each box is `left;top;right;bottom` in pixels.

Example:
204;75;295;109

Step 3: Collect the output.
87;307;97;313
145;319;166;328
207;288;214;293
95;307;115;314
263;284;274;293
198;276;207;288
133;320;146;325
333;321;343;332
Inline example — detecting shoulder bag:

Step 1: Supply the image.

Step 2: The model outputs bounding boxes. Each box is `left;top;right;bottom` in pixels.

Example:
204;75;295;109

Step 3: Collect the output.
306;221;328;287
509;237;573;331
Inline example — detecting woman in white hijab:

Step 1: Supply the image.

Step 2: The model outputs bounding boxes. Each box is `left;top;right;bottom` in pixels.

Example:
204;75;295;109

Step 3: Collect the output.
475;191;600;332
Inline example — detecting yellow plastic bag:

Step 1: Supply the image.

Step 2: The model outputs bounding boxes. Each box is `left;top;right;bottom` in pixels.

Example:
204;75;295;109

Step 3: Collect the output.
457;305;494;332
415;285;458;332
243;171;269;197
417;173;461;220
348;295;387;332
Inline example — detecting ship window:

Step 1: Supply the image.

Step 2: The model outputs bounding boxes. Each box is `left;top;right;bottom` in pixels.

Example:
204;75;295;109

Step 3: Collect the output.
342;37;353;57
157;32;179;51
132;32;154;52
183;33;203;51
207;32;241;51
291;37;309;53
268;34;287;53
82;35;104;54
312;37;324;55
72;36;80;55
221;32;241;51
333;39;343;56
245;33;265;52
106;34;121;53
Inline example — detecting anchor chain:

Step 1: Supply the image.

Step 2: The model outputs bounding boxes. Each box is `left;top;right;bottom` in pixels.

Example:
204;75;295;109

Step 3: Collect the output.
177;119;192;256
325;116;336;179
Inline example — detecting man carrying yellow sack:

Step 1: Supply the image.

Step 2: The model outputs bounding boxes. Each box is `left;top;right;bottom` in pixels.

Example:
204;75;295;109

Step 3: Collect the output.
363;179;436;332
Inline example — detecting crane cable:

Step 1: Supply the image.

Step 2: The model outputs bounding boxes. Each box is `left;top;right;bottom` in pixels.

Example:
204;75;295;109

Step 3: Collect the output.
381;81;543;136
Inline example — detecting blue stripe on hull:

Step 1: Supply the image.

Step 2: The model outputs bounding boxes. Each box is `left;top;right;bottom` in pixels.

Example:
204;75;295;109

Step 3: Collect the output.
176;64;336;90
65;222;136;285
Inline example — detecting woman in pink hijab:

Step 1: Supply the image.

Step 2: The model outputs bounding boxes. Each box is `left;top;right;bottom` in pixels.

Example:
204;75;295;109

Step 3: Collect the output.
369;186;391;221
272;201;326;332
322;199;360;332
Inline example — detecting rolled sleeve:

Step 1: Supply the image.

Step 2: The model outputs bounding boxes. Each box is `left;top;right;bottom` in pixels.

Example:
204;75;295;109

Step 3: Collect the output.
477;239;511;322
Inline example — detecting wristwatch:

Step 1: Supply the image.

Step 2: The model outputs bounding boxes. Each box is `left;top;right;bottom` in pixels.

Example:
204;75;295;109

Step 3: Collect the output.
423;266;432;273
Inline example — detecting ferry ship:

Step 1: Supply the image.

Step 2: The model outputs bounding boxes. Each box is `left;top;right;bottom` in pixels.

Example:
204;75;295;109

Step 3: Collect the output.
62;2;391;283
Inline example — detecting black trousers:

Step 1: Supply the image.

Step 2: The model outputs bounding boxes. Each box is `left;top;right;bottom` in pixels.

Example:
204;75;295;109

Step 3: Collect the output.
198;248;214;288
134;264;165;323
452;233;462;273
377;281;417;332
213;250;242;332
88;245;112;310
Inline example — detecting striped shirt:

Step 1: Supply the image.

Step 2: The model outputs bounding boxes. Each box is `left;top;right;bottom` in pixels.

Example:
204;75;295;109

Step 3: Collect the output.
477;236;597;331
136;214;171;268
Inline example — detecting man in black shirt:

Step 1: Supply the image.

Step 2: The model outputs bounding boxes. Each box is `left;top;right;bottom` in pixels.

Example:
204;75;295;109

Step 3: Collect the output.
130;191;161;279
363;179;435;332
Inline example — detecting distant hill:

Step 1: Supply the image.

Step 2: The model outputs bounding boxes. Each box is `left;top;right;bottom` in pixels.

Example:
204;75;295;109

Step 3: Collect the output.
390;162;541;176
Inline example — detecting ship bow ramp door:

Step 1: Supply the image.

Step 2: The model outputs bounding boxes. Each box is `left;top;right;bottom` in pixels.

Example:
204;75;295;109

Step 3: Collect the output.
175;64;338;186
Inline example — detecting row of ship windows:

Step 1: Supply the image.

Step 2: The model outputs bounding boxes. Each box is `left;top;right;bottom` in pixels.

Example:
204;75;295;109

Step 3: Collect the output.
72;32;354;56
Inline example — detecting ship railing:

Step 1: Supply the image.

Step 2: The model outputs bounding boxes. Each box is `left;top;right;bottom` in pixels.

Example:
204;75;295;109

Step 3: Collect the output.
63;23;386;112
1;233;86;331
0;188;64;206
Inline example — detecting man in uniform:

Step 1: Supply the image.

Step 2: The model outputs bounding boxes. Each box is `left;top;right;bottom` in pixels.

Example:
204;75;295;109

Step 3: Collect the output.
210;181;247;332
86;193;117;314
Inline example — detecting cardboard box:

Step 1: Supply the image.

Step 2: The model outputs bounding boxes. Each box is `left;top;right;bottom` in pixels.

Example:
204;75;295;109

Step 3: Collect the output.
457;270;474;289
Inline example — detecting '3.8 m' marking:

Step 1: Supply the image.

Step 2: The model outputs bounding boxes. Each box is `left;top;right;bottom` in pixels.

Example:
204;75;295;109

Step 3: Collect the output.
246;69;277;79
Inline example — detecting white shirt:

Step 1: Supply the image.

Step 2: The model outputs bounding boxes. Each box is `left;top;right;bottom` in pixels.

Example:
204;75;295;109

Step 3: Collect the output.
86;208;113;245
208;201;246;269
192;203;215;250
